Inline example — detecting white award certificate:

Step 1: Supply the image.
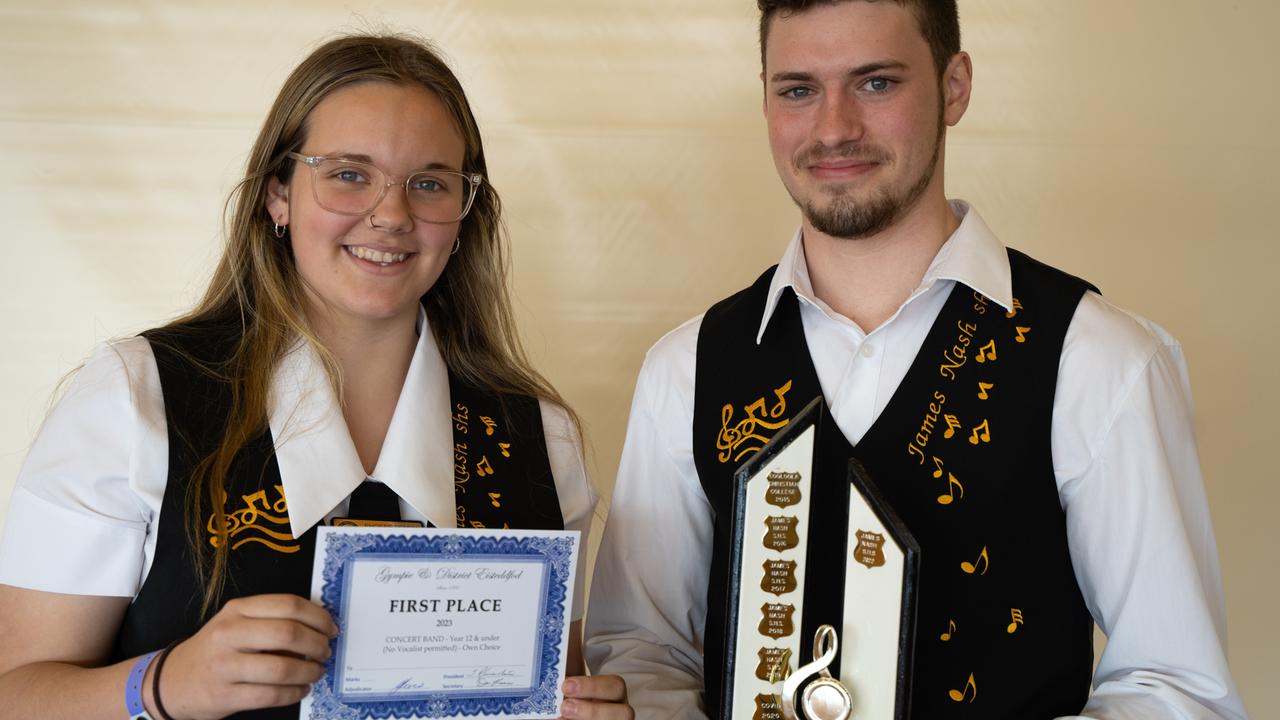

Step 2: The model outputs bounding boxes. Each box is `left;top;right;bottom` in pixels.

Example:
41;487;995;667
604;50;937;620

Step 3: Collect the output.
301;526;579;719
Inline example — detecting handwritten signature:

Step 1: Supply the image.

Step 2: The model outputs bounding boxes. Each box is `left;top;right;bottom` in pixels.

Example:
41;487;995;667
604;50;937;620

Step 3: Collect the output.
471;666;518;687
390;677;426;693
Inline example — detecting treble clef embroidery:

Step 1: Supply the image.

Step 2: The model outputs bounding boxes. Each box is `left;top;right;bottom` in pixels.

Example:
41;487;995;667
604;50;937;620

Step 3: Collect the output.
208;485;299;554
716;380;793;463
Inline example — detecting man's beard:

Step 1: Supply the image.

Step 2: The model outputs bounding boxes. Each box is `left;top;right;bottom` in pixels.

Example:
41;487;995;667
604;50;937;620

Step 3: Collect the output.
794;112;944;240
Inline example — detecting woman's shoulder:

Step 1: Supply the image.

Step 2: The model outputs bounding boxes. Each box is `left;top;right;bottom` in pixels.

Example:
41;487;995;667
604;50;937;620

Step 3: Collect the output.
536;399;578;446
0;335;165;595
72;336;161;408
56;335;166;458
142;316;244;366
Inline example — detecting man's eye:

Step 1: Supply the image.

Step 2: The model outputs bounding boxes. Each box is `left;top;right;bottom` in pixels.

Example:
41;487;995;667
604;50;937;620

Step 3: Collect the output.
863;77;895;93
780;86;814;100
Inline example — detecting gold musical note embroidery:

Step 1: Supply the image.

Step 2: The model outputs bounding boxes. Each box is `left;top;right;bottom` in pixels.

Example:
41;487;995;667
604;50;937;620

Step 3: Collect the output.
948;673;977;703
975;339;997;363
1007;608;1024;634
479;415;497;436
943;414;961;439
969;419;991;445
940;619;956;642
960;546;990;575
498;442;511;458
977;382;994;400
209;486;299;554
937;472;964;505
716;380;793;463
488;492;502;508
932;456;945;478
1006;298;1023;319
475;456;494;477
1015;326;1031;343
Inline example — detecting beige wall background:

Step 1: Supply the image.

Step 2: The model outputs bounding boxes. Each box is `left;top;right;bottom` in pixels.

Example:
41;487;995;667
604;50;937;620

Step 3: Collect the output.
1;1;1274;715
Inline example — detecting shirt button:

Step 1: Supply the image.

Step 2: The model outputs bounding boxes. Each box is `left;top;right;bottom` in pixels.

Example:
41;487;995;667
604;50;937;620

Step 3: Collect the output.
860;344;876;358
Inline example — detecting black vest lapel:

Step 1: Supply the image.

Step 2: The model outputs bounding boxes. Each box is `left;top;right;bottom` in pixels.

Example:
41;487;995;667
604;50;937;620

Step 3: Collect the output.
448;373;564;532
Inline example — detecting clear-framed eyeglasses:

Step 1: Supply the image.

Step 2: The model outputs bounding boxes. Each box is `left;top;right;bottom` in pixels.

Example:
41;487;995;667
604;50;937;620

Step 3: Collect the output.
286;152;484;224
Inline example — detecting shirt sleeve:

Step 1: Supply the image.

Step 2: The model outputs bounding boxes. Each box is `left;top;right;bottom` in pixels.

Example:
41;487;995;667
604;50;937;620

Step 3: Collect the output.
541;399;599;623
0;338;167;597
1052;294;1247;720
584;319;712;720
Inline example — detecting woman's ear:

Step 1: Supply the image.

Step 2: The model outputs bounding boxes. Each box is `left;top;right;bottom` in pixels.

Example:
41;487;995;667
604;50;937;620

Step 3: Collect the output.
265;176;290;226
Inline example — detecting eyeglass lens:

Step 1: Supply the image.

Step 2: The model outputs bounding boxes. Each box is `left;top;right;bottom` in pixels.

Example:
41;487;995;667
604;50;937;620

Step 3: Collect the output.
311;158;473;223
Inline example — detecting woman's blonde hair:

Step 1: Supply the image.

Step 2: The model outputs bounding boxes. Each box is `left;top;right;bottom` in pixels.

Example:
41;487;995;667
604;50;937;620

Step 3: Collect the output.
163;33;575;615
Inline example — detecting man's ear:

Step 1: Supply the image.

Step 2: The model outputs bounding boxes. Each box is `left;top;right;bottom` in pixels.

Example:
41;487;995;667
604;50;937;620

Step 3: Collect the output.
265;176;290;227
942;51;973;127
761;71;768;116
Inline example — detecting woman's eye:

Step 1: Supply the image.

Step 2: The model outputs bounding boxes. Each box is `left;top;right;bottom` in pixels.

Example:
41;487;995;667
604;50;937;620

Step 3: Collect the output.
412;177;447;193
333;169;367;183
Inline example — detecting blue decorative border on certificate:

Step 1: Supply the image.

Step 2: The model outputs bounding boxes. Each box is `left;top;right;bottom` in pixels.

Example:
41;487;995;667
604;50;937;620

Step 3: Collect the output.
307;532;574;719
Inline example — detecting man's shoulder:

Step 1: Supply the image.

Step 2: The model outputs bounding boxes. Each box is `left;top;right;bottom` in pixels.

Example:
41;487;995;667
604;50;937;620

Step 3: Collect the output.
638;313;704;389
1064;290;1184;389
632;269;779;424
641;265;780;378
1004;248;1177;366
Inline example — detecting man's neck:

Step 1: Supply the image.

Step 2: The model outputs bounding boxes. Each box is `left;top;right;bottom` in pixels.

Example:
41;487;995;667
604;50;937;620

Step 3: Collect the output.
802;196;960;333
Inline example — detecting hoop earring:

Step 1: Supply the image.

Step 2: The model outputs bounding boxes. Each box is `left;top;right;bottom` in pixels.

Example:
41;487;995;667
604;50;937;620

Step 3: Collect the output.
273;223;287;238
450;237;461;255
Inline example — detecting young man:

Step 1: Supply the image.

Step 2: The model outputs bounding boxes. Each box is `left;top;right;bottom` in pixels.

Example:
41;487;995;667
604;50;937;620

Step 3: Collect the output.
585;1;1246;718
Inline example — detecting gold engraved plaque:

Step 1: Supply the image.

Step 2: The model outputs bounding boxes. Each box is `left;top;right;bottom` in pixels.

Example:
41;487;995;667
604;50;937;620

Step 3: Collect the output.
755;647;791;681
763;515;800;552
761;559;798;596
765;471;803;508
854;529;887;570
753;693;784;720
758;602;796;639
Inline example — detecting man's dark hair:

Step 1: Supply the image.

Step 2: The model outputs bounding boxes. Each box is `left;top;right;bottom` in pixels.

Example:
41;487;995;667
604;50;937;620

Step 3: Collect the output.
758;0;960;78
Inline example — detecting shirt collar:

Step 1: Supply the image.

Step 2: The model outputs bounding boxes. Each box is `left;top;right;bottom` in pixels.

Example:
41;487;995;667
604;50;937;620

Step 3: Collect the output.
756;200;1014;343
269;307;456;537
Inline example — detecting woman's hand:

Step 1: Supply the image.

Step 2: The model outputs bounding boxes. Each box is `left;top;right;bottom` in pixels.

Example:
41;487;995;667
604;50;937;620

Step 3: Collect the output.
154;593;338;719
560;675;634;719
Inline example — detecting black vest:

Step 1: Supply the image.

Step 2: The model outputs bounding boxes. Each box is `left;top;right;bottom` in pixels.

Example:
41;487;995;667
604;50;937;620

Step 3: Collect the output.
112;321;563;719
693;249;1096;718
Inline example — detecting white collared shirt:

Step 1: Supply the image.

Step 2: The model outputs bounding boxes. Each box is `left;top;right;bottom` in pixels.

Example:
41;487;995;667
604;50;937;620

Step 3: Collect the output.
0;310;596;619
585;202;1246;719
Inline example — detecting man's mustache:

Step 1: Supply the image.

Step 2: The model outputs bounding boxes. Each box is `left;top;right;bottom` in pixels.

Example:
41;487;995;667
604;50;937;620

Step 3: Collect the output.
794;143;892;168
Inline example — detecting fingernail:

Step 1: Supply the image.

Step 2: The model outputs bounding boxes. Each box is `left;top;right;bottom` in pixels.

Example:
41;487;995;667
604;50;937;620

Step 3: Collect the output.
561;699;578;718
562;678;579;695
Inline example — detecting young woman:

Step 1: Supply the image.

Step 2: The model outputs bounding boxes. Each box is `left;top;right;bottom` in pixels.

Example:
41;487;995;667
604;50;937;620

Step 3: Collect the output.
0;34;631;719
